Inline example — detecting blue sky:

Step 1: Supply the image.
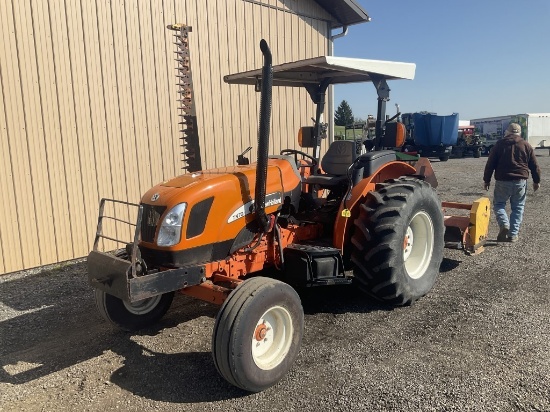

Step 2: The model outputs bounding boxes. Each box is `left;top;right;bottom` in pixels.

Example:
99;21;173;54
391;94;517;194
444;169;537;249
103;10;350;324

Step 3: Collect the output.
333;0;550;121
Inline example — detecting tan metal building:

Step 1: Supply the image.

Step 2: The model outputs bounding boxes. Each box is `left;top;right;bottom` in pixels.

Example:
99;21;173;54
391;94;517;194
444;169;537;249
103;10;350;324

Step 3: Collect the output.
0;0;369;274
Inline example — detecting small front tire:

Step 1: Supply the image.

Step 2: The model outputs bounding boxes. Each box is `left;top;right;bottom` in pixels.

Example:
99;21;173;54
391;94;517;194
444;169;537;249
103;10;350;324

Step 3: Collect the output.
95;289;174;331
212;277;304;392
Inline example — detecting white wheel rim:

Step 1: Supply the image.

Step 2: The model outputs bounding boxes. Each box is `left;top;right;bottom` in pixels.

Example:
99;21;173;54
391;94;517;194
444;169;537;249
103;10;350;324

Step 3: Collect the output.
403;211;434;279
251;306;293;370
123;294;162;315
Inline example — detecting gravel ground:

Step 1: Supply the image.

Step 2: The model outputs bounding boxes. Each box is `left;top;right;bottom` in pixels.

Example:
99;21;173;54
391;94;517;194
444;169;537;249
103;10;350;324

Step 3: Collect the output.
1;154;549;412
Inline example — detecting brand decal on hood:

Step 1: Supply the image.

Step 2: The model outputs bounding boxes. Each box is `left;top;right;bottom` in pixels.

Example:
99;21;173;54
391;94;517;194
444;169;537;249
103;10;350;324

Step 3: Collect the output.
227;192;282;223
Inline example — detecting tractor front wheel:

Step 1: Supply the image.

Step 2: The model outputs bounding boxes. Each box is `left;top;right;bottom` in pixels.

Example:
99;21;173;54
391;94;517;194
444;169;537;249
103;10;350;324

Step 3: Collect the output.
212;277;304;392
95;289;174;331
351;178;444;305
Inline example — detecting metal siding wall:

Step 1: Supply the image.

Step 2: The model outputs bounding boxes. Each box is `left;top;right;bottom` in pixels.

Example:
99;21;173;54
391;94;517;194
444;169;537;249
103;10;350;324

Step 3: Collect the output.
0;8;21;273
53;0;88;259
1;1;41;270
221;0;330;161
190;1;215;170
0;72;10;273
0;0;329;274
82;0;116;252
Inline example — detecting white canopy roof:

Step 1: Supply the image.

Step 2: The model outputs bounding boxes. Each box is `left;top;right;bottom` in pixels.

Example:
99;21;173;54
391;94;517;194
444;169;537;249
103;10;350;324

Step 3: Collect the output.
224;56;416;87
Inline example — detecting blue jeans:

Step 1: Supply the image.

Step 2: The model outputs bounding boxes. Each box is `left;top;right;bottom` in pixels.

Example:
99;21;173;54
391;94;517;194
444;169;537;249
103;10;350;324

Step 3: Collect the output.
493;179;527;237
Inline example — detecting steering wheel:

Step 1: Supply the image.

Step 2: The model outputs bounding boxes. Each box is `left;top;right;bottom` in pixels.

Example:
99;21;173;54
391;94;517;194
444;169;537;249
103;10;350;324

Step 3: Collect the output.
280;149;318;169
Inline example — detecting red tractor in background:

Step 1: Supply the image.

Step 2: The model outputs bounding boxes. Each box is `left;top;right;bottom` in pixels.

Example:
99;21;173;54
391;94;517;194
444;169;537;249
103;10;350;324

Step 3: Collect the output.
453;125;483;158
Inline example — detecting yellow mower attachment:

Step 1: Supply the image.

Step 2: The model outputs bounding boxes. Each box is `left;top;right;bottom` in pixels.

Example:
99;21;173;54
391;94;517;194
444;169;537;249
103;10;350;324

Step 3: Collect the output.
442;197;491;255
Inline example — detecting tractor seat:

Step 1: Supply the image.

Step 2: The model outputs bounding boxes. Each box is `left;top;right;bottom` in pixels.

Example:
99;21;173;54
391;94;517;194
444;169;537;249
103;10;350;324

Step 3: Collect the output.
306;140;357;188
305;121;403;188
307;146;398;189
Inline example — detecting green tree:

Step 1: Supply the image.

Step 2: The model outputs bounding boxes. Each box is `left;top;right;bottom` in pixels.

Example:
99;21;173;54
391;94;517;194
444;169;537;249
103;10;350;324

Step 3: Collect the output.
334;100;354;126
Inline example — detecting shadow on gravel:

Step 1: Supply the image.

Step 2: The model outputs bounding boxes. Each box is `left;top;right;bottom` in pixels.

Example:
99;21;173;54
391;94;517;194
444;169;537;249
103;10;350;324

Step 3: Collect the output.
285;257;468;315
300;285;389;316
109;339;248;403
439;258;461;273
0;264;105;384
0;263;233;403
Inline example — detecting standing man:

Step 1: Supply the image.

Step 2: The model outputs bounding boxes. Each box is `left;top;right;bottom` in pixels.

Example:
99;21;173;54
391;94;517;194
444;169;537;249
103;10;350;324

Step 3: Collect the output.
483;123;541;242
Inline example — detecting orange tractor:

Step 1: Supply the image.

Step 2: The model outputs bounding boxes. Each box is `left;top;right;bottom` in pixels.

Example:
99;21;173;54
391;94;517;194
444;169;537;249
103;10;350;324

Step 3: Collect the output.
88;40;489;392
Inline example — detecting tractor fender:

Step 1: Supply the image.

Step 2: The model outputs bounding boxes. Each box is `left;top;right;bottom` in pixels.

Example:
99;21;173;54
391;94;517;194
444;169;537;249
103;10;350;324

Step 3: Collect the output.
332;160;417;252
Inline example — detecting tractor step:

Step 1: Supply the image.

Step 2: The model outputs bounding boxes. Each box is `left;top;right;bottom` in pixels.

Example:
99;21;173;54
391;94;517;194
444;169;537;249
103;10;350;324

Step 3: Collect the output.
283;244;351;288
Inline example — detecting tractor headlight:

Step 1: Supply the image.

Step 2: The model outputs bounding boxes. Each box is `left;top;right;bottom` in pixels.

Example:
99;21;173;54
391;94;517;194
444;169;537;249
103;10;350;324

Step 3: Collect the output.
157;203;187;247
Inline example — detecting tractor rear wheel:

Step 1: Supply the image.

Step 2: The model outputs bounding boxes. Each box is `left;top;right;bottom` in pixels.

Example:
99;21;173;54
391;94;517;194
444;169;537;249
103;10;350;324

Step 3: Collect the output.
351;178;444;305
95;290;174;331
212;277;303;392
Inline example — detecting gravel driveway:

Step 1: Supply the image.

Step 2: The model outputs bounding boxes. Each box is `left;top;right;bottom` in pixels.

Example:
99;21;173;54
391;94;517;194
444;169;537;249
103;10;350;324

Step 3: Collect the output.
1;154;549;412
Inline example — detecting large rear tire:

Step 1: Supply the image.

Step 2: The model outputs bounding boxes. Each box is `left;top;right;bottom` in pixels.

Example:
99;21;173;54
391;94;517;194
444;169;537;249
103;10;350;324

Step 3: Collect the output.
95;290;174;331
351;178;444;305
212;277;304;392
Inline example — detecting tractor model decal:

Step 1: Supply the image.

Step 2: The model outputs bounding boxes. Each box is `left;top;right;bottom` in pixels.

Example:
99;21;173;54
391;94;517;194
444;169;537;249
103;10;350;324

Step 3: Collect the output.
227;192;282;223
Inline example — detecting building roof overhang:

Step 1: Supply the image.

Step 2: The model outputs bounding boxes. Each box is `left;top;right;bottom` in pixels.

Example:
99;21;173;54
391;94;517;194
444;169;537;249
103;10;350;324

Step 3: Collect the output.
314;0;370;28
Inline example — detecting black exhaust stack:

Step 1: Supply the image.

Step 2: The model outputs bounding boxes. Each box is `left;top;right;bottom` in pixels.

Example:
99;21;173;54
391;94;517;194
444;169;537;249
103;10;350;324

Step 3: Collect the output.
254;40;273;232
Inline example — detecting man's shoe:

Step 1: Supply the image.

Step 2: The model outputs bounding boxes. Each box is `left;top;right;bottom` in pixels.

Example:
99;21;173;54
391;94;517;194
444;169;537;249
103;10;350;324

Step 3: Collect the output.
497;227;509;242
507;236;519;243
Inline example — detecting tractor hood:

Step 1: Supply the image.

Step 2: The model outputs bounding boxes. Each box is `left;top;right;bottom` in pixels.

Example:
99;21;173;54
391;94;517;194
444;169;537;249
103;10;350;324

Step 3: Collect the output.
141;161;298;214
161;164;263;188
138;158;302;261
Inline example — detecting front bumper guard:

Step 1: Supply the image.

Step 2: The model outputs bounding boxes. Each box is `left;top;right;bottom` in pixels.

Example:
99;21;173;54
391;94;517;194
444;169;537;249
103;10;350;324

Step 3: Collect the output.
88;198;204;302
87;250;205;302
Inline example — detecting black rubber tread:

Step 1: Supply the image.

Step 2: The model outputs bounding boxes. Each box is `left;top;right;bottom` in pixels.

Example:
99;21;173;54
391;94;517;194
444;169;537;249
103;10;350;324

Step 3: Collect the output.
473;149;481;158
212;280;262;387
212;277;304;392
351;177;444;305
95;290;174;332
439;155;450;161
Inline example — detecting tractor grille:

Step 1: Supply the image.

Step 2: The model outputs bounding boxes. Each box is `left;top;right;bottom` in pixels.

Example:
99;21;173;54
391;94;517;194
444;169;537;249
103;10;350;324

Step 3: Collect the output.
140;204;166;243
